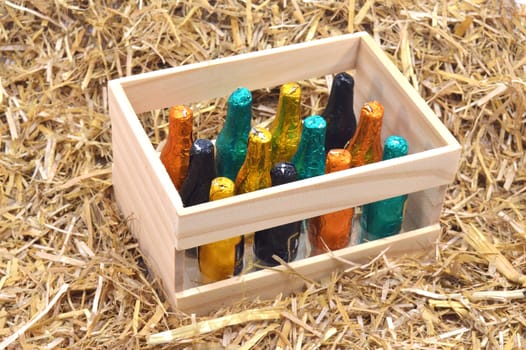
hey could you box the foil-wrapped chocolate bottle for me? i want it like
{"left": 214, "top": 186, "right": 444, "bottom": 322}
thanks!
{"left": 179, "top": 139, "right": 216, "bottom": 207}
{"left": 235, "top": 127, "right": 273, "bottom": 246}
{"left": 269, "top": 83, "right": 302, "bottom": 164}
{"left": 361, "top": 135, "right": 409, "bottom": 241}
{"left": 199, "top": 177, "right": 244, "bottom": 281}
{"left": 291, "top": 115, "right": 327, "bottom": 180}
{"left": 345, "top": 101, "right": 384, "bottom": 167}
{"left": 215, "top": 87, "right": 253, "bottom": 181}
{"left": 160, "top": 105, "right": 193, "bottom": 190}
{"left": 235, "top": 127, "right": 272, "bottom": 194}
{"left": 179, "top": 139, "right": 216, "bottom": 257}
{"left": 254, "top": 162, "right": 300, "bottom": 266}
{"left": 308, "top": 149, "right": 353, "bottom": 254}
{"left": 322, "top": 72, "right": 357, "bottom": 152}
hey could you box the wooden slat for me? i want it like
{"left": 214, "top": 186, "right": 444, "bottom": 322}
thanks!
{"left": 174, "top": 224, "right": 441, "bottom": 314}
{"left": 118, "top": 33, "right": 364, "bottom": 114}
{"left": 108, "top": 81, "right": 180, "bottom": 242}
{"left": 174, "top": 145, "right": 459, "bottom": 249}
{"left": 109, "top": 82, "right": 181, "bottom": 294}
{"left": 112, "top": 161, "right": 177, "bottom": 297}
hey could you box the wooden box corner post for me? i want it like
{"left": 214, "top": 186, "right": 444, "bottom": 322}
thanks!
{"left": 109, "top": 32, "right": 461, "bottom": 314}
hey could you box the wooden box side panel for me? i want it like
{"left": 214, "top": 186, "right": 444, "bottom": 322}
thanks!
{"left": 174, "top": 224, "right": 441, "bottom": 315}
{"left": 175, "top": 146, "right": 460, "bottom": 249}
{"left": 355, "top": 35, "right": 460, "bottom": 153}
{"left": 403, "top": 185, "right": 449, "bottom": 231}
{"left": 119, "top": 33, "right": 364, "bottom": 114}
{"left": 109, "top": 83, "right": 181, "bottom": 295}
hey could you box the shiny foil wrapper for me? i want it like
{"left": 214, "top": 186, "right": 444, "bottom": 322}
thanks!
{"left": 345, "top": 101, "right": 384, "bottom": 167}
{"left": 291, "top": 115, "right": 327, "bottom": 180}
{"left": 269, "top": 82, "right": 302, "bottom": 164}
{"left": 215, "top": 87, "right": 253, "bottom": 181}
{"left": 323, "top": 72, "right": 357, "bottom": 151}
{"left": 198, "top": 177, "right": 244, "bottom": 281}
{"left": 309, "top": 149, "right": 353, "bottom": 254}
{"left": 254, "top": 162, "right": 300, "bottom": 266}
{"left": 235, "top": 127, "right": 273, "bottom": 194}
{"left": 361, "top": 135, "right": 409, "bottom": 241}
{"left": 160, "top": 105, "right": 193, "bottom": 190}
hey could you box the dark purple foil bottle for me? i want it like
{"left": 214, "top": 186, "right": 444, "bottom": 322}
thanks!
{"left": 179, "top": 139, "right": 216, "bottom": 257}
{"left": 254, "top": 162, "right": 300, "bottom": 266}
{"left": 322, "top": 72, "right": 357, "bottom": 152}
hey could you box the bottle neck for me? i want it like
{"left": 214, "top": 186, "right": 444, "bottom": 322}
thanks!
{"left": 223, "top": 105, "right": 252, "bottom": 138}
{"left": 167, "top": 118, "right": 192, "bottom": 147}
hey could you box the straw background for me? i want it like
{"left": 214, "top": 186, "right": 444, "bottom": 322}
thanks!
{"left": 1, "top": 0, "right": 525, "bottom": 348}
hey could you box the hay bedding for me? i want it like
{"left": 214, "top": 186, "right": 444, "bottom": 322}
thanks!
{"left": 0, "top": 0, "right": 525, "bottom": 348}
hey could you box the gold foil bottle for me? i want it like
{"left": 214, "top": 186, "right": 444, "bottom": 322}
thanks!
{"left": 345, "top": 101, "right": 384, "bottom": 167}
{"left": 235, "top": 127, "right": 272, "bottom": 194}
{"left": 235, "top": 127, "right": 272, "bottom": 246}
{"left": 308, "top": 149, "right": 353, "bottom": 254}
{"left": 160, "top": 106, "right": 193, "bottom": 190}
{"left": 269, "top": 83, "right": 302, "bottom": 164}
{"left": 198, "top": 177, "right": 244, "bottom": 281}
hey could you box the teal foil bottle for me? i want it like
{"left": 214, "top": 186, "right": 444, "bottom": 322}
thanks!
{"left": 291, "top": 115, "right": 327, "bottom": 180}
{"left": 254, "top": 162, "right": 300, "bottom": 266}
{"left": 215, "top": 87, "right": 253, "bottom": 181}
{"left": 322, "top": 72, "right": 357, "bottom": 152}
{"left": 360, "top": 135, "right": 409, "bottom": 241}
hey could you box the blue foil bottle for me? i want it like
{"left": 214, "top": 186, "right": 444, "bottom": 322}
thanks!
{"left": 360, "top": 135, "right": 409, "bottom": 241}
{"left": 215, "top": 88, "right": 253, "bottom": 181}
{"left": 291, "top": 115, "right": 327, "bottom": 180}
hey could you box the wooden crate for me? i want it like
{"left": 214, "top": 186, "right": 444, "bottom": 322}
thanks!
{"left": 108, "top": 32, "right": 461, "bottom": 315}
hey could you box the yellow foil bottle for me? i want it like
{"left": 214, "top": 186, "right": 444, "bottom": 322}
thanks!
{"left": 269, "top": 82, "right": 302, "bottom": 164}
{"left": 345, "top": 101, "right": 384, "bottom": 167}
{"left": 235, "top": 127, "right": 273, "bottom": 194}
{"left": 308, "top": 149, "right": 353, "bottom": 255}
{"left": 198, "top": 177, "right": 244, "bottom": 282}
{"left": 159, "top": 106, "right": 193, "bottom": 190}
{"left": 235, "top": 127, "right": 273, "bottom": 247}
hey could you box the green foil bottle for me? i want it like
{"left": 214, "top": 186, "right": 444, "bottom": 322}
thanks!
{"left": 254, "top": 162, "right": 300, "bottom": 266}
{"left": 322, "top": 72, "right": 357, "bottom": 152}
{"left": 269, "top": 82, "right": 302, "bottom": 164}
{"left": 360, "top": 135, "right": 409, "bottom": 241}
{"left": 291, "top": 115, "right": 327, "bottom": 180}
{"left": 215, "top": 87, "right": 253, "bottom": 181}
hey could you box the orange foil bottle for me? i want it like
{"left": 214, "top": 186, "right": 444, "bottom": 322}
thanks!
{"left": 159, "top": 106, "right": 193, "bottom": 190}
{"left": 345, "top": 101, "right": 383, "bottom": 167}
{"left": 308, "top": 149, "right": 353, "bottom": 254}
